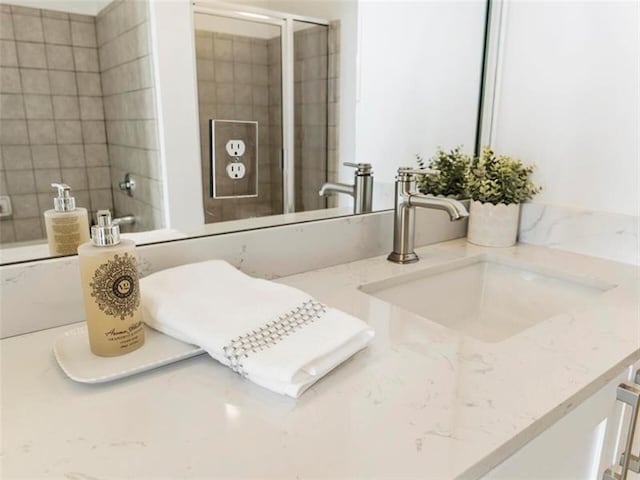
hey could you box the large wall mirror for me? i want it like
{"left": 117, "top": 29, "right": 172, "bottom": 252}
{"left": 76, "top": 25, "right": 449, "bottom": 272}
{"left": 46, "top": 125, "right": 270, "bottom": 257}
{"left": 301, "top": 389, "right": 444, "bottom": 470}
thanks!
{"left": 0, "top": 0, "right": 488, "bottom": 265}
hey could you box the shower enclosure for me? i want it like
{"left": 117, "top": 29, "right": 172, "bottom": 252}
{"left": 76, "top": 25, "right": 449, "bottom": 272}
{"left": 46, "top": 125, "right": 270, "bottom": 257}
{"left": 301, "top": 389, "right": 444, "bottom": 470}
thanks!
{"left": 192, "top": 2, "right": 339, "bottom": 223}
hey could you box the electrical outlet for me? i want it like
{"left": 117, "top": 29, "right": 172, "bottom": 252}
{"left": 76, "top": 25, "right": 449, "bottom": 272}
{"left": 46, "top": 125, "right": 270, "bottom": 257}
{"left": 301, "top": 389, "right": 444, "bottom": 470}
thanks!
{"left": 226, "top": 162, "right": 246, "bottom": 180}
{"left": 225, "top": 139, "right": 246, "bottom": 157}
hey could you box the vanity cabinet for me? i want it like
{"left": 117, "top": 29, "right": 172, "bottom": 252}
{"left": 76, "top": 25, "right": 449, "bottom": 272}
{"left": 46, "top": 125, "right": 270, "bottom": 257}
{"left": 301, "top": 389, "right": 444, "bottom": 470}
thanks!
{"left": 484, "top": 359, "right": 640, "bottom": 480}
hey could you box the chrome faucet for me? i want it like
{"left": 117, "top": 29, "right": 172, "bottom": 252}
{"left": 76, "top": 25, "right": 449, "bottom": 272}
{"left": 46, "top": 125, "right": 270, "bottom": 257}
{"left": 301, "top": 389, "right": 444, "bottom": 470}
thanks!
{"left": 387, "top": 167, "right": 469, "bottom": 264}
{"left": 319, "top": 162, "right": 373, "bottom": 214}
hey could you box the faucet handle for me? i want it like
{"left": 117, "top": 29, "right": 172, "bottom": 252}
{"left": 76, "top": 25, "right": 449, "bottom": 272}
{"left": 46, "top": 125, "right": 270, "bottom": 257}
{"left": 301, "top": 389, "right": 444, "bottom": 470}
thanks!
{"left": 344, "top": 162, "right": 373, "bottom": 175}
{"left": 397, "top": 166, "right": 440, "bottom": 177}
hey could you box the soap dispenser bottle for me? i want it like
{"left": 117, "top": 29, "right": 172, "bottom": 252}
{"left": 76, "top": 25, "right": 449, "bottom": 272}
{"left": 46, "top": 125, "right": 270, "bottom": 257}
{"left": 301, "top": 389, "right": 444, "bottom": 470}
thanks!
{"left": 78, "top": 210, "right": 145, "bottom": 356}
{"left": 44, "top": 183, "right": 90, "bottom": 256}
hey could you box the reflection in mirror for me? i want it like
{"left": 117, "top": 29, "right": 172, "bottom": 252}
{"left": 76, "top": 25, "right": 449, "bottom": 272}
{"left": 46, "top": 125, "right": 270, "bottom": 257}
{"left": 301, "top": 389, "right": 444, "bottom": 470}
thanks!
{"left": 193, "top": 10, "right": 343, "bottom": 224}
{"left": 0, "top": 0, "right": 488, "bottom": 265}
{"left": 0, "top": 0, "right": 166, "bottom": 263}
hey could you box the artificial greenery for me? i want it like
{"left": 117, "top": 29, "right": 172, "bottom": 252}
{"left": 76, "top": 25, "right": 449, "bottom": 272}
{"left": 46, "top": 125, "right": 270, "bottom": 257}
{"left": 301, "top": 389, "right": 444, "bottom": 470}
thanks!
{"left": 465, "top": 146, "right": 541, "bottom": 205}
{"left": 416, "top": 146, "right": 470, "bottom": 199}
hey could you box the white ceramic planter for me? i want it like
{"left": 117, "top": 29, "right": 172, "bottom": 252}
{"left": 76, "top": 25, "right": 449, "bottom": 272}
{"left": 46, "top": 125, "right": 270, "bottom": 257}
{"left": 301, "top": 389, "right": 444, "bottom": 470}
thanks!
{"left": 467, "top": 200, "right": 520, "bottom": 247}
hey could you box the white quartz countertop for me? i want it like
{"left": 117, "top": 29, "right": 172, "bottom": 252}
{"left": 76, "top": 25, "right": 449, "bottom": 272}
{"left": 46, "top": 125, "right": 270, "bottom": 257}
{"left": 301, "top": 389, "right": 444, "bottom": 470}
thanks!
{"left": 2, "top": 239, "right": 639, "bottom": 479}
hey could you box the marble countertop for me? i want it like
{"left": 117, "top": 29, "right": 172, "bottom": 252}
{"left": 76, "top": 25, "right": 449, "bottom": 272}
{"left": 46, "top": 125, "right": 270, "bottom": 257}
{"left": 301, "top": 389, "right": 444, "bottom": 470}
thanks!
{"left": 2, "top": 239, "right": 639, "bottom": 479}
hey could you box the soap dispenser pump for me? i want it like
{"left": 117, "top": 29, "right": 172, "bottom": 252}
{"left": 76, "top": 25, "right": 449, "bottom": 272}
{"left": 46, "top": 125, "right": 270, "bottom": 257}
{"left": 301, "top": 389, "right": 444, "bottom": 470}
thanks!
{"left": 44, "top": 183, "right": 90, "bottom": 256}
{"left": 78, "top": 210, "right": 145, "bottom": 356}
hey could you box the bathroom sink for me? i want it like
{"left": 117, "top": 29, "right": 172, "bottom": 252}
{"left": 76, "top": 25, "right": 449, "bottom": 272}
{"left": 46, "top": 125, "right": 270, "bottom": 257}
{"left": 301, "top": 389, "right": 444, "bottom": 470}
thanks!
{"left": 360, "top": 255, "right": 615, "bottom": 342}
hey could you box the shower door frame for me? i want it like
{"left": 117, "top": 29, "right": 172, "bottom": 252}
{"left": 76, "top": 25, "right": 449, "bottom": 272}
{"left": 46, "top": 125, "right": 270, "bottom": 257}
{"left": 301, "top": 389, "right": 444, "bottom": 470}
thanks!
{"left": 192, "top": 1, "right": 330, "bottom": 215}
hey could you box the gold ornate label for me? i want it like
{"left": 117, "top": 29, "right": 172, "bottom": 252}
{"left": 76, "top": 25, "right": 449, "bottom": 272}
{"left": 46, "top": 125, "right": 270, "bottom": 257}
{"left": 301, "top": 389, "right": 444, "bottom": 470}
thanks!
{"left": 90, "top": 253, "right": 140, "bottom": 320}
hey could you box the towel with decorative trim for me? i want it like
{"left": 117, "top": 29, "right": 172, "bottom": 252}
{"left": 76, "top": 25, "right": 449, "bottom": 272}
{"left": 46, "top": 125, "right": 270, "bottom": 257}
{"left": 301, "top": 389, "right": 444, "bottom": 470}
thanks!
{"left": 139, "top": 260, "right": 374, "bottom": 397}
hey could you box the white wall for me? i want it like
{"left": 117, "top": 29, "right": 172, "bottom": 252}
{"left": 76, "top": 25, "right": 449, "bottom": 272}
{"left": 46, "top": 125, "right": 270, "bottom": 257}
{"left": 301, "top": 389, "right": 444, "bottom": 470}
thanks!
{"left": 491, "top": 1, "right": 639, "bottom": 217}
{"left": 354, "top": 0, "right": 487, "bottom": 208}
{"left": 149, "top": 0, "right": 206, "bottom": 230}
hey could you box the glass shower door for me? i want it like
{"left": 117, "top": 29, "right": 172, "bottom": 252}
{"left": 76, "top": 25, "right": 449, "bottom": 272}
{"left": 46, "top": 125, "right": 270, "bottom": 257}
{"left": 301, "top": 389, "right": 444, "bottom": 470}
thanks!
{"left": 292, "top": 20, "right": 331, "bottom": 213}
{"left": 193, "top": 13, "right": 284, "bottom": 223}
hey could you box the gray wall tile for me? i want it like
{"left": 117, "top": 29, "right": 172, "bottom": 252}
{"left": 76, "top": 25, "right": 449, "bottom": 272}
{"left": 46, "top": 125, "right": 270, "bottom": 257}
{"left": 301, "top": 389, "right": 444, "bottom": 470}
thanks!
{"left": 48, "top": 70, "right": 77, "bottom": 95}
{"left": 54, "top": 119, "right": 82, "bottom": 143}
{"left": 233, "top": 41, "right": 251, "bottom": 63}
{"left": 73, "top": 46, "right": 99, "bottom": 72}
{"left": 0, "top": 12, "right": 14, "bottom": 40}
{"left": 76, "top": 72, "right": 101, "bottom": 96}
{"left": 84, "top": 143, "right": 107, "bottom": 166}
{"left": 42, "top": 9, "right": 69, "bottom": 20}
{"left": 87, "top": 166, "right": 110, "bottom": 189}
{"left": 28, "top": 119, "right": 56, "bottom": 144}
{"left": 215, "top": 62, "right": 233, "bottom": 83}
{"left": 23, "top": 94, "right": 53, "bottom": 119}
{"left": 61, "top": 166, "right": 88, "bottom": 190}
{"left": 5, "top": 169, "right": 35, "bottom": 194}
{"left": 0, "top": 119, "right": 28, "bottom": 143}
{"left": 0, "top": 93, "right": 25, "bottom": 119}
{"left": 0, "top": 40, "right": 18, "bottom": 67}
{"left": 71, "top": 21, "right": 96, "bottom": 47}
{"left": 89, "top": 187, "right": 113, "bottom": 211}
{"left": 2, "top": 145, "right": 31, "bottom": 169}
{"left": 213, "top": 37, "right": 232, "bottom": 60}
{"left": 16, "top": 42, "right": 47, "bottom": 68}
{"left": 0, "top": 67, "right": 21, "bottom": 92}
{"left": 96, "top": 0, "right": 162, "bottom": 231}
{"left": 79, "top": 96, "right": 103, "bottom": 119}
{"left": 11, "top": 193, "right": 39, "bottom": 218}
{"left": 21, "top": 69, "right": 50, "bottom": 94}
{"left": 31, "top": 144, "right": 59, "bottom": 168}
{"left": 52, "top": 95, "right": 79, "bottom": 119}
{"left": 58, "top": 144, "right": 84, "bottom": 167}
{"left": 46, "top": 44, "right": 74, "bottom": 70}
{"left": 43, "top": 17, "right": 72, "bottom": 45}
{"left": 13, "top": 14, "right": 44, "bottom": 42}
{"left": 81, "top": 120, "right": 105, "bottom": 143}
{"left": 13, "top": 218, "right": 42, "bottom": 241}
{"left": 33, "top": 167, "right": 60, "bottom": 192}
{"left": 69, "top": 13, "right": 93, "bottom": 24}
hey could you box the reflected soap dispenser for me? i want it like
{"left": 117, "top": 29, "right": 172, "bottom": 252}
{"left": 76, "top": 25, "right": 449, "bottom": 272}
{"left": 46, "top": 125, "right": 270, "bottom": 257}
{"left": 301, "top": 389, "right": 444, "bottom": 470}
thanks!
{"left": 78, "top": 210, "right": 145, "bottom": 357}
{"left": 44, "top": 183, "right": 90, "bottom": 256}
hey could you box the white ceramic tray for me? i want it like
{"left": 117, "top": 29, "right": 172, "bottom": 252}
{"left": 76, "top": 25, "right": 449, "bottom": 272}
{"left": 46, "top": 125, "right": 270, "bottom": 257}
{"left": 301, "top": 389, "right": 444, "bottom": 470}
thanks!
{"left": 53, "top": 325, "right": 205, "bottom": 384}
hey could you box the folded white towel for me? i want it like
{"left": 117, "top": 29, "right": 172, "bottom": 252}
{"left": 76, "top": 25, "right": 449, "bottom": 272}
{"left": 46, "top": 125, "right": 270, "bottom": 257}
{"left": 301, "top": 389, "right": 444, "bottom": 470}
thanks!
{"left": 140, "top": 260, "right": 374, "bottom": 397}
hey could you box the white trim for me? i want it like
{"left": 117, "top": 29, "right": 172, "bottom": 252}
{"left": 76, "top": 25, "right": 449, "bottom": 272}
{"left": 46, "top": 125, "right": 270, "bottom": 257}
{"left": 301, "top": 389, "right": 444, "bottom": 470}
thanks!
{"left": 478, "top": 0, "right": 508, "bottom": 148}
{"left": 148, "top": 0, "right": 205, "bottom": 231}
{"left": 193, "top": 4, "right": 285, "bottom": 27}
{"left": 282, "top": 16, "right": 295, "bottom": 214}
{"left": 210, "top": 120, "right": 259, "bottom": 200}
{"left": 193, "top": 0, "right": 330, "bottom": 27}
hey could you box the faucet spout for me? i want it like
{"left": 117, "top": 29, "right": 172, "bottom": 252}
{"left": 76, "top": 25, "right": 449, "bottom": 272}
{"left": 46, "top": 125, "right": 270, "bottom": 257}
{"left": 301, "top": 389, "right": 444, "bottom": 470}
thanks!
{"left": 387, "top": 167, "right": 470, "bottom": 264}
{"left": 408, "top": 195, "right": 469, "bottom": 221}
{"left": 319, "top": 163, "right": 374, "bottom": 214}
{"left": 319, "top": 182, "right": 355, "bottom": 198}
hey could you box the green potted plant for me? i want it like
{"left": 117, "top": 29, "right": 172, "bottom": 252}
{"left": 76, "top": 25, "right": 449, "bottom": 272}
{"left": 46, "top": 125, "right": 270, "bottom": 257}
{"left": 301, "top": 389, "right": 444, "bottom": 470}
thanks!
{"left": 465, "top": 146, "right": 541, "bottom": 247}
{"left": 416, "top": 146, "right": 470, "bottom": 199}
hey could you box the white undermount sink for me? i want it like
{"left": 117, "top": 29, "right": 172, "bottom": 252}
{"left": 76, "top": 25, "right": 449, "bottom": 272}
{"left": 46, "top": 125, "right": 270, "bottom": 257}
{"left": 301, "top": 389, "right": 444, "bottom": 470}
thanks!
{"left": 360, "top": 255, "right": 615, "bottom": 342}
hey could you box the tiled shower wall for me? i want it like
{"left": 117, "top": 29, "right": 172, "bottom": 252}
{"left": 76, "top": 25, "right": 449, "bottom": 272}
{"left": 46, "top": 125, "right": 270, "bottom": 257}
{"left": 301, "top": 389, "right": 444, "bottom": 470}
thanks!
{"left": 267, "top": 23, "right": 341, "bottom": 214}
{"left": 96, "top": 0, "right": 163, "bottom": 232}
{"left": 0, "top": 4, "right": 112, "bottom": 244}
{"left": 195, "top": 30, "right": 280, "bottom": 223}
{"left": 293, "top": 23, "right": 340, "bottom": 212}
